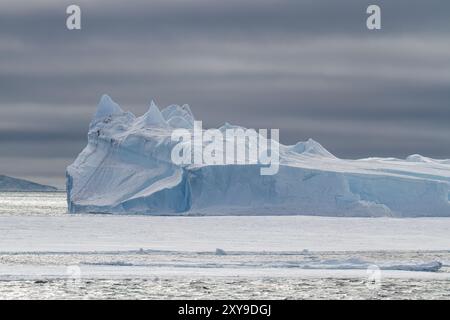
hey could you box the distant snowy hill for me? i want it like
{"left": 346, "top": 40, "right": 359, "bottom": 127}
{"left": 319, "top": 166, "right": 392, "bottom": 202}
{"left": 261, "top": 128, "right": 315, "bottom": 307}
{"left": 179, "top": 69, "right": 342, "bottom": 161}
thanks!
{"left": 67, "top": 95, "right": 450, "bottom": 217}
{"left": 0, "top": 175, "right": 57, "bottom": 192}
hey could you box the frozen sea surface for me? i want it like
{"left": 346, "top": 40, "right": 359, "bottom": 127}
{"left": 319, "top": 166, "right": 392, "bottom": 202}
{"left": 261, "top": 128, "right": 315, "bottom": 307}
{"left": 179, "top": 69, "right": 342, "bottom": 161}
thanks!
{"left": 0, "top": 192, "right": 449, "bottom": 299}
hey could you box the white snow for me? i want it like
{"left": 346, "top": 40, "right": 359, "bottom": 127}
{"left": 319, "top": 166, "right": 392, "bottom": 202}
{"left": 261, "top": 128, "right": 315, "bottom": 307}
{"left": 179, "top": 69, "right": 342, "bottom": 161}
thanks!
{"left": 1, "top": 191, "right": 449, "bottom": 281}
{"left": 92, "top": 94, "right": 124, "bottom": 123}
{"left": 1, "top": 265, "right": 448, "bottom": 281}
{"left": 1, "top": 214, "right": 449, "bottom": 280}
{"left": 67, "top": 95, "right": 450, "bottom": 216}
{"left": 1, "top": 215, "right": 449, "bottom": 252}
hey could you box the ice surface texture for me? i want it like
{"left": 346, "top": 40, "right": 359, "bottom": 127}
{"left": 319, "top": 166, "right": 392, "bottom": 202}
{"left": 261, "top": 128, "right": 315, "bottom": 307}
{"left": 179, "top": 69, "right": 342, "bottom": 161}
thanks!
{"left": 67, "top": 95, "right": 450, "bottom": 216}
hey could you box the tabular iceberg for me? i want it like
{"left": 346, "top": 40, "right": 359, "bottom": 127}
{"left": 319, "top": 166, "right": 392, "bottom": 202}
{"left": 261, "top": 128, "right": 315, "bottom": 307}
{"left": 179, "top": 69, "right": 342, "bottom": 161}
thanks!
{"left": 67, "top": 95, "right": 450, "bottom": 217}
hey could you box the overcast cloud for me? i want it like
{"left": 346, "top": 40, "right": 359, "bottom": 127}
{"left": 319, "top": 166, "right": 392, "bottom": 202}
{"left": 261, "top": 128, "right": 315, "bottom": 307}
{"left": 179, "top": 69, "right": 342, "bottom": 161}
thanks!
{"left": 0, "top": 0, "right": 449, "bottom": 187}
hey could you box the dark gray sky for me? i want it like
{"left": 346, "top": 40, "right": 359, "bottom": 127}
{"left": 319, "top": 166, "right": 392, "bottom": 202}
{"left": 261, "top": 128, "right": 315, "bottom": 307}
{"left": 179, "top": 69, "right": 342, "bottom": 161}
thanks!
{"left": 1, "top": 0, "right": 449, "bottom": 188}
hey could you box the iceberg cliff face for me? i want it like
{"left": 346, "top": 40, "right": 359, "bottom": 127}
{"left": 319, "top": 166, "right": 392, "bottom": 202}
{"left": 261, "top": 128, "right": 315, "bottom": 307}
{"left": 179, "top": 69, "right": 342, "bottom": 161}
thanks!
{"left": 67, "top": 95, "right": 450, "bottom": 216}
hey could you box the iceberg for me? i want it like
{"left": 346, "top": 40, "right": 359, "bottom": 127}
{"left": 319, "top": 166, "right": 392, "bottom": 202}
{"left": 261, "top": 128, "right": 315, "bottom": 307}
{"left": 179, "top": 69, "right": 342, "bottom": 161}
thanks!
{"left": 67, "top": 95, "right": 450, "bottom": 216}
{"left": 0, "top": 175, "right": 57, "bottom": 192}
